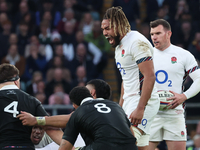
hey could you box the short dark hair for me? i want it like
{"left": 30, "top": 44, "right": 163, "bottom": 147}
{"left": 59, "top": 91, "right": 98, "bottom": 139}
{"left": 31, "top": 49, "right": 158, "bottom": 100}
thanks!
{"left": 0, "top": 63, "right": 19, "bottom": 83}
{"left": 150, "top": 19, "right": 171, "bottom": 31}
{"left": 69, "top": 86, "right": 92, "bottom": 106}
{"left": 87, "top": 79, "right": 112, "bottom": 100}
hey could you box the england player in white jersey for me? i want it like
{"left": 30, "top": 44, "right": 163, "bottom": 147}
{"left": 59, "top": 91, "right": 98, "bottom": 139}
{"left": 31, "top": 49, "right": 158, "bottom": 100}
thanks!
{"left": 149, "top": 19, "right": 200, "bottom": 150}
{"left": 101, "top": 7, "right": 160, "bottom": 150}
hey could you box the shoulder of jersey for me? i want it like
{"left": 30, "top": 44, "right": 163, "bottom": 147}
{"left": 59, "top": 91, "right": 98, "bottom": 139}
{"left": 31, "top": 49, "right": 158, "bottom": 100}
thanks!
{"left": 19, "top": 90, "right": 39, "bottom": 101}
{"left": 171, "top": 44, "right": 190, "bottom": 54}
{"left": 19, "top": 89, "right": 33, "bottom": 97}
{"left": 129, "top": 31, "right": 144, "bottom": 38}
{"left": 128, "top": 31, "right": 149, "bottom": 44}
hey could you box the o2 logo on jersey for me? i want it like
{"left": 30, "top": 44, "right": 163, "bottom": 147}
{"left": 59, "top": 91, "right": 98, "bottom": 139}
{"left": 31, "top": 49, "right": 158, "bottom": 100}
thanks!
{"left": 116, "top": 62, "right": 126, "bottom": 75}
{"left": 155, "top": 70, "right": 172, "bottom": 87}
{"left": 94, "top": 103, "right": 111, "bottom": 113}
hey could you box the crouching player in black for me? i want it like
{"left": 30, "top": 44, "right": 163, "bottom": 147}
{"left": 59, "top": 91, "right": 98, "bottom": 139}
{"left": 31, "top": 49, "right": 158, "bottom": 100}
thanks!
{"left": 0, "top": 63, "right": 62, "bottom": 150}
{"left": 59, "top": 86, "right": 137, "bottom": 150}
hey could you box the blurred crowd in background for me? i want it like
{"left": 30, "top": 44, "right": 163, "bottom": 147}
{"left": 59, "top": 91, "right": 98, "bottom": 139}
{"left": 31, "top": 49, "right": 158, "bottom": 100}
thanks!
{"left": 0, "top": 0, "right": 111, "bottom": 106}
{"left": 0, "top": 0, "right": 200, "bottom": 110}
{"left": 0, "top": 0, "right": 200, "bottom": 149}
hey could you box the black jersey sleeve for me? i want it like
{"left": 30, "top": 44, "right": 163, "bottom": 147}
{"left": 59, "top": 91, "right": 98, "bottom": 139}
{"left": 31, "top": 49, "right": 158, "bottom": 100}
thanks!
{"left": 62, "top": 112, "right": 79, "bottom": 145}
{"left": 80, "top": 133, "right": 93, "bottom": 145}
{"left": 33, "top": 98, "right": 49, "bottom": 116}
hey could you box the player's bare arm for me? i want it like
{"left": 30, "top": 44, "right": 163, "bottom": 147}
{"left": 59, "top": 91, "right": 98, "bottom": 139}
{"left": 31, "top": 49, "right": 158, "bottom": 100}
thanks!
{"left": 17, "top": 111, "right": 37, "bottom": 126}
{"left": 45, "top": 127, "right": 63, "bottom": 145}
{"left": 119, "top": 81, "right": 124, "bottom": 107}
{"left": 59, "top": 139, "right": 73, "bottom": 150}
{"left": 129, "top": 60, "right": 156, "bottom": 125}
{"left": 17, "top": 111, "right": 72, "bottom": 128}
{"left": 43, "top": 114, "right": 71, "bottom": 128}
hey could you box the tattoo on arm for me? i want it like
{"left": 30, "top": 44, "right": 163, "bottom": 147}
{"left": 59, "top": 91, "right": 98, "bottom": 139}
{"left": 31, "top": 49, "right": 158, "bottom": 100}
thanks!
{"left": 60, "top": 140, "right": 67, "bottom": 146}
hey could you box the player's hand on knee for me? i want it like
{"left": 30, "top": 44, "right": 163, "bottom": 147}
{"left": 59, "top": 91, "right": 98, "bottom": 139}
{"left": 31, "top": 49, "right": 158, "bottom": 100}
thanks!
{"left": 17, "top": 111, "right": 37, "bottom": 126}
{"left": 167, "top": 90, "right": 187, "bottom": 109}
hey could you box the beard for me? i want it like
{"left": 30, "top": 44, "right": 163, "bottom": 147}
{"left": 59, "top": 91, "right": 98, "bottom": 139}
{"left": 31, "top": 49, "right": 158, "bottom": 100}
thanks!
{"left": 112, "top": 34, "right": 121, "bottom": 48}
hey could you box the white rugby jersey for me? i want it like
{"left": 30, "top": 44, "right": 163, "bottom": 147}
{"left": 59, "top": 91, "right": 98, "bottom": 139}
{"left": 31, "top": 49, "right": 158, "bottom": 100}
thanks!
{"left": 153, "top": 44, "right": 199, "bottom": 117}
{"left": 115, "top": 31, "right": 158, "bottom": 100}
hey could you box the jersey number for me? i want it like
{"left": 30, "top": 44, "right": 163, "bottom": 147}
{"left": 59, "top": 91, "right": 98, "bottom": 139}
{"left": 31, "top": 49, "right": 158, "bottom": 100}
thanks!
{"left": 94, "top": 103, "right": 111, "bottom": 113}
{"left": 4, "top": 101, "right": 19, "bottom": 118}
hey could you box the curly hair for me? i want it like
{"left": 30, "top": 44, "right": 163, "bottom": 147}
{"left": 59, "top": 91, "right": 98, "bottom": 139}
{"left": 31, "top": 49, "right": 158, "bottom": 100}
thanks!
{"left": 103, "top": 6, "right": 131, "bottom": 37}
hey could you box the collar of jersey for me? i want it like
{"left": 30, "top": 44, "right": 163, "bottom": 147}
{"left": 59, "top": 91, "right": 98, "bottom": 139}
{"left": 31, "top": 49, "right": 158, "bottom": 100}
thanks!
{"left": 119, "top": 31, "right": 130, "bottom": 46}
{"left": 80, "top": 97, "right": 105, "bottom": 105}
{"left": 155, "top": 44, "right": 172, "bottom": 52}
{"left": 0, "top": 85, "right": 18, "bottom": 91}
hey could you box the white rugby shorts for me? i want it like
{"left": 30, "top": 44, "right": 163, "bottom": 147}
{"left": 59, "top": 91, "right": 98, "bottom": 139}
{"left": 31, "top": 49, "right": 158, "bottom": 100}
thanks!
{"left": 149, "top": 117, "right": 187, "bottom": 141}
{"left": 122, "top": 94, "right": 160, "bottom": 135}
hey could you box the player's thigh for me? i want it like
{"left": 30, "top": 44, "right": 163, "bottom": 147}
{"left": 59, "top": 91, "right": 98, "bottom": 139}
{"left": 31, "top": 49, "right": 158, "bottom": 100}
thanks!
{"left": 165, "top": 141, "right": 186, "bottom": 150}
{"left": 122, "top": 96, "right": 139, "bottom": 117}
{"left": 137, "top": 134, "right": 150, "bottom": 147}
{"left": 132, "top": 126, "right": 149, "bottom": 147}
{"left": 138, "top": 145, "right": 148, "bottom": 150}
{"left": 138, "top": 97, "right": 160, "bottom": 135}
{"left": 148, "top": 142, "right": 159, "bottom": 150}
{"left": 149, "top": 117, "right": 164, "bottom": 142}
{"left": 163, "top": 117, "right": 187, "bottom": 141}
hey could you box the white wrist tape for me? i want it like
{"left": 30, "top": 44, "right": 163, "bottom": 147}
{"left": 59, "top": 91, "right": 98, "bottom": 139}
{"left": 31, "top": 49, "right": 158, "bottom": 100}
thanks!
{"left": 36, "top": 117, "right": 46, "bottom": 125}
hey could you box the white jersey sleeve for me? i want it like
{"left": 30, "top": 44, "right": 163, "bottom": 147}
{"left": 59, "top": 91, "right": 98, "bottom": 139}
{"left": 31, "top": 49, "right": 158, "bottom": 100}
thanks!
{"left": 130, "top": 39, "right": 153, "bottom": 62}
{"left": 184, "top": 68, "right": 200, "bottom": 99}
{"left": 184, "top": 50, "right": 198, "bottom": 71}
{"left": 182, "top": 50, "right": 200, "bottom": 99}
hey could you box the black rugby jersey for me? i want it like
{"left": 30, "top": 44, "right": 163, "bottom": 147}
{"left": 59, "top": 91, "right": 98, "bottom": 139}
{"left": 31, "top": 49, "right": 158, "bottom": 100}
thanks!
{"left": 63, "top": 98, "right": 137, "bottom": 150}
{"left": 0, "top": 85, "right": 48, "bottom": 148}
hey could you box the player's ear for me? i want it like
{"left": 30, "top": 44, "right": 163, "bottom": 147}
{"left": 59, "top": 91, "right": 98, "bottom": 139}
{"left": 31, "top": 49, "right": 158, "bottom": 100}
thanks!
{"left": 14, "top": 79, "right": 20, "bottom": 89}
{"left": 73, "top": 103, "right": 79, "bottom": 109}
{"left": 167, "top": 31, "right": 172, "bottom": 39}
{"left": 90, "top": 89, "right": 96, "bottom": 99}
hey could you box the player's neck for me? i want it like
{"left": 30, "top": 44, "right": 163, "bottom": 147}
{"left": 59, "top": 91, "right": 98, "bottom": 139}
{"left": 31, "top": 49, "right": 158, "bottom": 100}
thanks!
{"left": 0, "top": 82, "right": 16, "bottom": 89}
{"left": 159, "top": 43, "right": 171, "bottom": 51}
{"left": 120, "top": 34, "right": 126, "bottom": 41}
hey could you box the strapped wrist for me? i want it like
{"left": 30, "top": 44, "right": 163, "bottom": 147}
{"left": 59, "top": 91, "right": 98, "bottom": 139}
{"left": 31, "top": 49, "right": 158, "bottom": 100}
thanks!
{"left": 36, "top": 117, "right": 46, "bottom": 125}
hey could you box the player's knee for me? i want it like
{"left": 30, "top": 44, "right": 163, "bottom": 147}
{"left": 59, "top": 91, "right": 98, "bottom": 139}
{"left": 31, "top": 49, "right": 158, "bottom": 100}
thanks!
{"left": 132, "top": 126, "right": 142, "bottom": 140}
{"left": 132, "top": 126, "right": 150, "bottom": 147}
